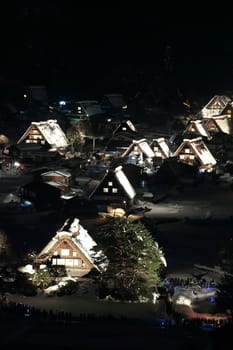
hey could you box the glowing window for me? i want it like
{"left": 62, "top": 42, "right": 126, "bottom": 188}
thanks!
{"left": 66, "top": 259, "right": 73, "bottom": 266}
{"left": 112, "top": 188, "right": 118, "bottom": 193}
{"left": 61, "top": 249, "right": 69, "bottom": 256}
{"left": 185, "top": 148, "right": 190, "bottom": 153}
{"left": 108, "top": 181, "right": 113, "bottom": 186}
{"left": 74, "top": 259, "right": 83, "bottom": 267}
{"left": 103, "top": 188, "right": 109, "bottom": 193}
{"left": 57, "top": 259, "right": 65, "bottom": 265}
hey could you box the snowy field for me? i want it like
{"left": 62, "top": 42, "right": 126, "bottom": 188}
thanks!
{"left": 6, "top": 292, "right": 165, "bottom": 320}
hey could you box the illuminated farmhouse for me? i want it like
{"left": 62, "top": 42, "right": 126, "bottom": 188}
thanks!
{"left": 17, "top": 119, "right": 69, "bottom": 153}
{"left": 173, "top": 137, "right": 217, "bottom": 172}
{"left": 184, "top": 120, "right": 211, "bottom": 140}
{"left": 103, "top": 120, "right": 141, "bottom": 159}
{"left": 200, "top": 94, "right": 232, "bottom": 118}
{"left": 202, "top": 115, "right": 233, "bottom": 136}
{"left": 121, "top": 138, "right": 155, "bottom": 165}
{"left": 112, "top": 119, "right": 138, "bottom": 136}
{"left": 89, "top": 165, "right": 136, "bottom": 208}
{"left": 150, "top": 137, "right": 173, "bottom": 160}
{"left": 36, "top": 217, "right": 103, "bottom": 277}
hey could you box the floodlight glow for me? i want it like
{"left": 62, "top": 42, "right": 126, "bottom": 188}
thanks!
{"left": 13, "top": 161, "right": 21, "bottom": 167}
{"left": 20, "top": 200, "right": 32, "bottom": 207}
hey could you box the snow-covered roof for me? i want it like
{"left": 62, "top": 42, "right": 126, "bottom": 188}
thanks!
{"left": 201, "top": 95, "right": 231, "bottom": 118}
{"left": 185, "top": 120, "right": 211, "bottom": 139}
{"left": 0, "top": 193, "right": 21, "bottom": 203}
{"left": 121, "top": 138, "right": 155, "bottom": 158}
{"left": 174, "top": 137, "right": 216, "bottom": 167}
{"left": 41, "top": 169, "right": 71, "bottom": 178}
{"left": 60, "top": 218, "right": 97, "bottom": 262}
{"left": 151, "top": 137, "right": 172, "bottom": 158}
{"left": 204, "top": 115, "right": 232, "bottom": 135}
{"left": 113, "top": 120, "right": 137, "bottom": 135}
{"left": 37, "top": 218, "right": 103, "bottom": 269}
{"left": 17, "top": 119, "right": 68, "bottom": 148}
{"left": 114, "top": 165, "right": 136, "bottom": 199}
{"left": 88, "top": 165, "right": 136, "bottom": 201}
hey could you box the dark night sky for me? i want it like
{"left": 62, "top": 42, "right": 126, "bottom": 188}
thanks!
{"left": 1, "top": 3, "right": 233, "bottom": 98}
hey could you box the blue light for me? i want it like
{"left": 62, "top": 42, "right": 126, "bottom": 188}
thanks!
{"left": 20, "top": 200, "right": 32, "bottom": 207}
{"left": 209, "top": 296, "right": 215, "bottom": 303}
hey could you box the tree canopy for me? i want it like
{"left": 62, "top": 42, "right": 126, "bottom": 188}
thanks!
{"left": 66, "top": 124, "right": 84, "bottom": 153}
{"left": 92, "top": 216, "right": 166, "bottom": 302}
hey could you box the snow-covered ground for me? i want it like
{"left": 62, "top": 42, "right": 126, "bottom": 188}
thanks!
{"left": 5, "top": 292, "right": 164, "bottom": 320}
{"left": 2, "top": 177, "right": 232, "bottom": 322}
{"left": 129, "top": 180, "right": 233, "bottom": 283}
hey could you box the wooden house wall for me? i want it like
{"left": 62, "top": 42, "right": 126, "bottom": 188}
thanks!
{"left": 203, "top": 120, "right": 220, "bottom": 133}
{"left": 91, "top": 173, "right": 127, "bottom": 200}
{"left": 22, "top": 126, "right": 47, "bottom": 145}
{"left": 152, "top": 144, "right": 166, "bottom": 158}
{"left": 176, "top": 144, "right": 197, "bottom": 166}
{"left": 51, "top": 238, "right": 93, "bottom": 269}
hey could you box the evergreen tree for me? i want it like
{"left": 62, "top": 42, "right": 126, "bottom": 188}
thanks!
{"left": 78, "top": 116, "right": 113, "bottom": 152}
{"left": 66, "top": 124, "right": 84, "bottom": 153}
{"left": 93, "top": 217, "right": 166, "bottom": 302}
